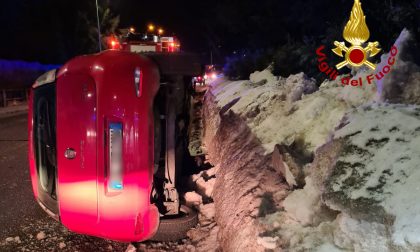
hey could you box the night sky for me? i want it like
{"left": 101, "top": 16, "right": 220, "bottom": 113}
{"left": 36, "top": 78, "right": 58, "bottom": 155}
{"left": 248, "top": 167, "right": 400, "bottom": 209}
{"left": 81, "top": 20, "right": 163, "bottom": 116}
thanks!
{"left": 0, "top": 0, "right": 419, "bottom": 67}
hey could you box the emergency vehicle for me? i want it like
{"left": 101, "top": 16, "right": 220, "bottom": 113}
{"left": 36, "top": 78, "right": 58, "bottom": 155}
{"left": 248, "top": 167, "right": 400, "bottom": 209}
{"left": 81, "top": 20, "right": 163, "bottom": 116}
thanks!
{"left": 109, "top": 28, "right": 181, "bottom": 53}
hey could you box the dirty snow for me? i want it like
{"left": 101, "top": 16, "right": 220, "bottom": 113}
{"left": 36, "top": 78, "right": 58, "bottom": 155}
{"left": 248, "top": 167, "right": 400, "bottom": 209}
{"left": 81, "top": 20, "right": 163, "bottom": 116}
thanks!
{"left": 256, "top": 236, "right": 279, "bottom": 249}
{"left": 212, "top": 68, "right": 377, "bottom": 153}
{"left": 283, "top": 177, "right": 321, "bottom": 226}
{"left": 196, "top": 177, "right": 215, "bottom": 198}
{"left": 184, "top": 191, "right": 203, "bottom": 207}
{"left": 333, "top": 104, "right": 420, "bottom": 246}
{"left": 206, "top": 28, "right": 420, "bottom": 251}
{"left": 184, "top": 164, "right": 219, "bottom": 251}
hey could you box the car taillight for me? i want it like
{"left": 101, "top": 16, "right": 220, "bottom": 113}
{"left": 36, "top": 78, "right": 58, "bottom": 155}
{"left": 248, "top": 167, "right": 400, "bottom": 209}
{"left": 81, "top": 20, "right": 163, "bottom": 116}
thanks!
{"left": 108, "top": 122, "right": 123, "bottom": 190}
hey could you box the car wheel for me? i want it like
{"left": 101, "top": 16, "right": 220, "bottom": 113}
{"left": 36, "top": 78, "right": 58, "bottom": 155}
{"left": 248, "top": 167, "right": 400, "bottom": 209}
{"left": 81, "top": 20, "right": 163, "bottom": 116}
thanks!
{"left": 150, "top": 205, "right": 198, "bottom": 241}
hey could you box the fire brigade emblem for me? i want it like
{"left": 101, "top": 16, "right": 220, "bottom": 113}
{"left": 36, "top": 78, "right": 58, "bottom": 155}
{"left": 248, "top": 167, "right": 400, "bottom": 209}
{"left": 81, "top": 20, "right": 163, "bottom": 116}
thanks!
{"left": 332, "top": 0, "right": 381, "bottom": 70}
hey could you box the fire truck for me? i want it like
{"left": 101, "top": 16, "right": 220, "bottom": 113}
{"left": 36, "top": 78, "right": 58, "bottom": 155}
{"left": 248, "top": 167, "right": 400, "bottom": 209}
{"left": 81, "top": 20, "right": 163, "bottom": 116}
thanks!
{"left": 108, "top": 29, "right": 181, "bottom": 53}
{"left": 28, "top": 34, "right": 201, "bottom": 242}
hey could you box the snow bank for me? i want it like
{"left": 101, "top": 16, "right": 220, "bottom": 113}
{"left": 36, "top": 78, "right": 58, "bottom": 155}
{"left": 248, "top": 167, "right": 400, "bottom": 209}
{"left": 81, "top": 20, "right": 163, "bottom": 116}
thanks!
{"left": 259, "top": 103, "right": 420, "bottom": 251}
{"left": 212, "top": 68, "right": 376, "bottom": 154}
{"left": 205, "top": 70, "right": 378, "bottom": 251}
{"left": 330, "top": 104, "right": 420, "bottom": 247}
{"left": 203, "top": 29, "right": 420, "bottom": 252}
{"left": 203, "top": 83, "right": 288, "bottom": 251}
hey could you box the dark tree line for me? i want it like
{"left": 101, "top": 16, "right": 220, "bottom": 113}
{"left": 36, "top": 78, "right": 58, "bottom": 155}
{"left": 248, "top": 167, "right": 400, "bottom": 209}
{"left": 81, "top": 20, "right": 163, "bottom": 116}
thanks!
{"left": 204, "top": 0, "right": 420, "bottom": 81}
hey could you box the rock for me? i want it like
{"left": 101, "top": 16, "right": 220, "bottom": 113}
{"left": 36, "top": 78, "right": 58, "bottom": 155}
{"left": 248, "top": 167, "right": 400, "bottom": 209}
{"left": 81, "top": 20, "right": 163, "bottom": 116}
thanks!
{"left": 124, "top": 244, "right": 137, "bottom": 252}
{"left": 14, "top": 236, "right": 21, "bottom": 244}
{"left": 184, "top": 191, "right": 202, "bottom": 207}
{"left": 36, "top": 231, "right": 46, "bottom": 240}
{"left": 58, "top": 242, "right": 66, "bottom": 249}
{"left": 5, "top": 237, "right": 14, "bottom": 243}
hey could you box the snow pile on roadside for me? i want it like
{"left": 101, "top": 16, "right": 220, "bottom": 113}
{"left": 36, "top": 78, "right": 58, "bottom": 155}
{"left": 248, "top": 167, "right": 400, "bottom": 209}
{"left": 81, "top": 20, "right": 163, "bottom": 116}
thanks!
{"left": 330, "top": 104, "right": 420, "bottom": 247}
{"left": 206, "top": 69, "right": 379, "bottom": 251}
{"left": 261, "top": 29, "right": 420, "bottom": 251}
{"left": 204, "top": 29, "right": 420, "bottom": 252}
{"left": 263, "top": 104, "right": 420, "bottom": 251}
{"left": 212, "top": 68, "right": 377, "bottom": 154}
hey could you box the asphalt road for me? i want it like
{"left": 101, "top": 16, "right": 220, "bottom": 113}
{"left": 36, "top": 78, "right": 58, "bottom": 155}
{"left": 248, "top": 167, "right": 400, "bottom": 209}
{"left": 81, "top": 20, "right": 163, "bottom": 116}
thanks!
{"left": 0, "top": 114, "right": 187, "bottom": 252}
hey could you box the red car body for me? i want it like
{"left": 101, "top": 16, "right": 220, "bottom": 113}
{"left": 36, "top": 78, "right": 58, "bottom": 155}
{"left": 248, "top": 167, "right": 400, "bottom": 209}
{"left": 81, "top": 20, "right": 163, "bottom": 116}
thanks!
{"left": 28, "top": 50, "right": 161, "bottom": 242}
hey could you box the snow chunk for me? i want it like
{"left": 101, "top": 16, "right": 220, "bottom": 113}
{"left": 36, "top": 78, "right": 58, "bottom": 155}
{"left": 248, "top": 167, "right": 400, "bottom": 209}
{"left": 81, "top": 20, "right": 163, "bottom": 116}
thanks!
{"left": 184, "top": 191, "right": 203, "bottom": 207}
{"left": 196, "top": 177, "right": 215, "bottom": 198}
{"left": 333, "top": 213, "right": 388, "bottom": 251}
{"left": 283, "top": 177, "right": 321, "bottom": 225}
{"left": 36, "top": 231, "right": 46, "bottom": 240}
{"left": 256, "top": 236, "right": 278, "bottom": 250}
{"left": 204, "top": 167, "right": 217, "bottom": 178}
{"left": 284, "top": 73, "right": 318, "bottom": 102}
{"left": 315, "top": 243, "right": 344, "bottom": 252}
{"left": 199, "top": 203, "right": 215, "bottom": 220}
{"left": 249, "top": 68, "right": 278, "bottom": 86}
{"left": 190, "top": 171, "right": 204, "bottom": 183}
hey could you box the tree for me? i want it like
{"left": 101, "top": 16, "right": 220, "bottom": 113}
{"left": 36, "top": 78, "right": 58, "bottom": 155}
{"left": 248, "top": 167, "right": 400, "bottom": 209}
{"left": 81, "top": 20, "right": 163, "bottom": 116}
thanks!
{"left": 76, "top": 0, "right": 120, "bottom": 54}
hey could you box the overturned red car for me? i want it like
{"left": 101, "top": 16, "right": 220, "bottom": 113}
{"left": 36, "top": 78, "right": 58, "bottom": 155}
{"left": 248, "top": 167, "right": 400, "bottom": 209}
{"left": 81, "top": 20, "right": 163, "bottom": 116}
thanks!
{"left": 28, "top": 50, "right": 200, "bottom": 242}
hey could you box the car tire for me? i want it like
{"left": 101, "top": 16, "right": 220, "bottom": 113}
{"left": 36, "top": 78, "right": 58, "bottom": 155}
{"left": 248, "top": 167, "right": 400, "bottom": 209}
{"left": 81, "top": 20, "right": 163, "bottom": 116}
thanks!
{"left": 150, "top": 205, "right": 198, "bottom": 241}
